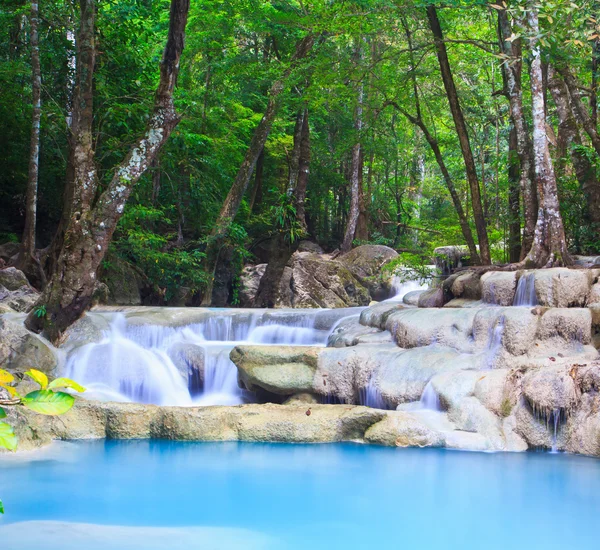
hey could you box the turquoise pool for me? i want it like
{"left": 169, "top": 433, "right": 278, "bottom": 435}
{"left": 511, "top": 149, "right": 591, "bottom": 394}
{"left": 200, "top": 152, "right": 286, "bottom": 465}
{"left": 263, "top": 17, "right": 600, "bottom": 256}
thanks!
{"left": 0, "top": 441, "right": 598, "bottom": 549}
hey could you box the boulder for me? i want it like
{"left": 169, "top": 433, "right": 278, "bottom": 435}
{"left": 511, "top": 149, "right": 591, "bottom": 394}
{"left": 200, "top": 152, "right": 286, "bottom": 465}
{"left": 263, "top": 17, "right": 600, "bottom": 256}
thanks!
{"left": 417, "top": 288, "right": 444, "bottom": 308}
{"left": 402, "top": 290, "right": 423, "bottom": 306}
{"left": 521, "top": 365, "right": 580, "bottom": 416}
{"left": 0, "top": 316, "right": 56, "bottom": 374}
{"left": 588, "top": 281, "right": 600, "bottom": 305}
{"left": 231, "top": 345, "right": 320, "bottom": 395}
{"left": 364, "top": 412, "right": 445, "bottom": 447}
{"left": 0, "top": 242, "right": 19, "bottom": 264}
{"left": 481, "top": 271, "right": 517, "bottom": 306}
{"left": 0, "top": 284, "right": 39, "bottom": 312}
{"left": 167, "top": 342, "right": 206, "bottom": 388}
{"left": 327, "top": 315, "right": 391, "bottom": 347}
{"left": 99, "top": 255, "right": 148, "bottom": 306}
{"left": 297, "top": 241, "right": 324, "bottom": 254}
{"left": 449, "top": 270, "right": 481, "bottom": 300}
{"left": 359, "top": 302, "right": 405, "bottom": 331}
{"left": 0, "top": 267, "right": 29, "bottom": 290}
{"left": 291, "top": 253, "right": 370, "bottom": 308}
{"left": 533, "top": 268, "right": 592, "bottom": 307}
{"left": 339, "top": 245, "right": 398, "bottom": 280}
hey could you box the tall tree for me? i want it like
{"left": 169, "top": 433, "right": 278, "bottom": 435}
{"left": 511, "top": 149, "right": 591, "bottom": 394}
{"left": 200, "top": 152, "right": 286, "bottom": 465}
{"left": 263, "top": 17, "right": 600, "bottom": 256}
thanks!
{"left": 426, "top": 5, "right": 490, "bottom": 264}
{"left": 341, "top": 38, "right": 365, "bottom": 254}
{"left": 497, "top": 6, "right": 536, "bottom": 259}
{"left": 16, "top": 0, "right": 45, "bottom": 289}
{"left": 521, "top": 3, "right": 570, "bottom": 267}
{"left": 548, "top": 64, "right": 600, "bottom": 224}
{"left": 201, "top": 33, "right": 315, "bottom": 305}
{"left": 26, "top": 0, "right": 191, "bottom": 341}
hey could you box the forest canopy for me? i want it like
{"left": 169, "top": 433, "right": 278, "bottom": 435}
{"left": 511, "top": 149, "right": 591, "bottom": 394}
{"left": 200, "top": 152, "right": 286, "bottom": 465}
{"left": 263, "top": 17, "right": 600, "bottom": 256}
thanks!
{"left": 1, "top": 0, "right": 599, "bottom": 338}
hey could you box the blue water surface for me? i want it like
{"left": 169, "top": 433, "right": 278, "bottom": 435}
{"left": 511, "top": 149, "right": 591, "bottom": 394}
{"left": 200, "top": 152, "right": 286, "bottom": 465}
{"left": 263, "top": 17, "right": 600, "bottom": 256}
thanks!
{"left": 0, "top": 440, "right": 598, "bottom": 549}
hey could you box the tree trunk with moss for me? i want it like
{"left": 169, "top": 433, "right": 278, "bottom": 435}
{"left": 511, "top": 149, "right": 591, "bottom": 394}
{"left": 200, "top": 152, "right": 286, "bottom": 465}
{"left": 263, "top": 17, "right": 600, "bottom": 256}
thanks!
{"left": 25, "top": 0, "right": 190, "bottom": 342}
{"left": 522, "top": 5, "right": 571, "bottom": 267}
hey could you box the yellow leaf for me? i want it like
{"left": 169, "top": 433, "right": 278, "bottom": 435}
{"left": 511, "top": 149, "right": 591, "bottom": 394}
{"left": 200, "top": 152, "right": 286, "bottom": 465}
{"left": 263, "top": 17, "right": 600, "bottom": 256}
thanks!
{"left": 0, "top": 369, "right": 14, "bottom": 385}
{"left": 47, "top": 378, "right": 86, "bottom": 393}
{"left": 0, "top": 384, "right": 19, "bottom": 398}
{"left": 489, "top": 3, "right": 504, "bottom": 10}
{"left": 25, "top": 369, "right": 49, "bottom": 390}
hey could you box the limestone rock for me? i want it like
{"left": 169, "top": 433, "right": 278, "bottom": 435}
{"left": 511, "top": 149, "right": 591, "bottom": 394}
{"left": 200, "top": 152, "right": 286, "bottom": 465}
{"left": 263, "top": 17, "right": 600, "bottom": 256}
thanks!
{"left": 0, "top": 267, "right": 29, "bottom": 290}
{"left": 481, "top": 271, "right": 517, "bottom": 306}
{"left": 297, "top": 241, "right": 324, "bottom": 254}
{"left": 0, "top": 316, "right": 56, "bottom": 374}
{"left": 0, "top": 242, "right": 20, "bottom": 264}
{"left": 417, "top": 288, "right": 444, "bottom": 308}
{"left": 359, "top": 302, "right": 405, "bottom": 331}
{"left": 0, "top": 283, "right": 39, "bottom": 312}
{"left": 327, "top": 315, "right": 390, "bottom": 347}
{"left": 533, "top": 268, "right": 592, "bottom": 308}
{"left": 449, "top": 271, "right": 482, "bottom": 300}
{"left": 364, "top": 412, "right": 444, "bottom": 447}
{"left": 521, "top": 366, "right": 580, "bottom": 416}
{"left": 433, "top": 245, "right": 470, "bottom": 275}
{"left": 99, "top": 255, "right": 148, "bottom": 306}
{"left": 402, "top": 290, "right": 423, "bottom": 306}
{"left": 231, "top": 345, "right": 320, "bottom": 395}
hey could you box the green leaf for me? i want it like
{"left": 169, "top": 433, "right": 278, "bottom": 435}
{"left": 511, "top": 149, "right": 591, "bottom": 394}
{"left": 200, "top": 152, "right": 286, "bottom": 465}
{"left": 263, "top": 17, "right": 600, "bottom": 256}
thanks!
{"left": 22, "top": 390, "right": 75, "bottom": 416}
{"left": 47, "top": 378, "right": 86, "bottom": 393}
{"left": 0, "top": 407, "right": 5, "bottom": 419}
{"left": 25, "top": 369, "right": 49, "bottom": 390}
{"left": 0, "top": 369, "right": 14, "bottom": 385}
{"left": 0, "top": 422, "right": 17, "bottom": 451}
{"left": 0, "top": 498, "right": 4, "bottom": 514}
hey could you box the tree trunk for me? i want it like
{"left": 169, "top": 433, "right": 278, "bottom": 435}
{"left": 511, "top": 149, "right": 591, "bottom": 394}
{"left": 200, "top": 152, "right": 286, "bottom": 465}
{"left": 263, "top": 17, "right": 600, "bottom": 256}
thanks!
{"left": 286, "top": 110, "right": 305, "bottom": 195}
{"left": 507, "top": 125, "right": 522, "bottom": 262}
{"left": 522, "top": 5, "right": 571, "bottom": 267}
{"left": 341, "top": 39, "right": 364, "bottom": 254}
{"left": 548, "top": 65, "right": 600, "bottom": 224}
{"left": 427, "top": 5, "right": 490, "bottom": 264}
{"left": 17, "top": 0, "right": 46, "bottom": 289}
{"left": 248, "top": 147, "right": 264, "bottom": 213}
{"left": 201, "top": 34, "right": 315, "bottom": 305}
{"left": 558, "top": 65, "right": 600, "bottom": 157}
{"left": 295, "top": 108, "right": 310, "bottom": 232}
{"left": 254, "top": 110, "right": 311, "bottom": 308}
{"left": 26, "top": 0, "right": 191, "bottom": 341}
{"left": 497, "top": 8, "right": 536, "bottom": 259}
{"left": 356, "top": 149, "right": 368, "bottom": 242}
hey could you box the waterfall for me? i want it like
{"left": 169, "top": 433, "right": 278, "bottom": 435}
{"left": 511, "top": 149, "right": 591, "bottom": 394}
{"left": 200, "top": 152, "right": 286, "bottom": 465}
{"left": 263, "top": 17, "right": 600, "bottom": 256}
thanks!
{"left": 513, "top": 273, "right": 537, "bottom": 306}
{"left": 63, "top": 308, "right": 358, "bottom": 407}
{"left": 359, "top": 375, "right": 387, "bottom": 409}
{"left": 419, "top": 381, "right": 442, "bottom": 411}
{"left": 485, "top": 315, "right": 505, "bottom": 369}
{"left": 387, "top": 272, "right": 431, "bottom": 302}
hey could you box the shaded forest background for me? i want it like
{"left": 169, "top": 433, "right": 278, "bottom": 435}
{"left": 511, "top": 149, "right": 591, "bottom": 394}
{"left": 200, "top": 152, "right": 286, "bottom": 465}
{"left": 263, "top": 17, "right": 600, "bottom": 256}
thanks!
{"left": 1, "top": 0, "right": 600, "bottom": 309}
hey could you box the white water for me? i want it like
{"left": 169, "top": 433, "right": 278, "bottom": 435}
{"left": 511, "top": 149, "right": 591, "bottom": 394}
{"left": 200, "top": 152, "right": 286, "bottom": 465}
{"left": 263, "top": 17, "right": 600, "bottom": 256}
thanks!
{"left": 513, "top": 273, "right": 537, "bottom": 306}
{"left": 419, "top": 381, "right": 442, "bottom": 411}
{"left": 387, "top": 273, "right": 430, "bottom": 302}
{"left": 63, "top": 309, "right": 358, "bottom": 407}
{"left": 485, "top": 315, "right": 506, "bottom": 370}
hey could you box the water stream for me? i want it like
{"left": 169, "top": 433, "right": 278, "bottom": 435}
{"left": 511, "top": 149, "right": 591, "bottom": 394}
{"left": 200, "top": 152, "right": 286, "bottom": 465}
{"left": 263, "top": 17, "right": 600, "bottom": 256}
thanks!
{"left": 63, "top": 308, "right": 362, "bottom": 406}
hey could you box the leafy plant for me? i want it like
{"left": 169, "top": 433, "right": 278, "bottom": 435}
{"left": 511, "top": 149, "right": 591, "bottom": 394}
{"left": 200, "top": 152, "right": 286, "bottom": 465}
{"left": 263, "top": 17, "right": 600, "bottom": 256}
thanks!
{"left": 33, "top": 305, "right": 47, "bottom": 319}
{"left": 0, "top": 368, "right": 85, "bottom": 513}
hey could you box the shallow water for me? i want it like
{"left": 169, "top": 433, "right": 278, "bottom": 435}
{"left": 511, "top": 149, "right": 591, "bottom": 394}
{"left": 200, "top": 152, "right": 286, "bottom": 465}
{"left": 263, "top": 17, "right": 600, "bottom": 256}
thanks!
{"left": 0, "top": 441, "right": 598, "bottom": 550}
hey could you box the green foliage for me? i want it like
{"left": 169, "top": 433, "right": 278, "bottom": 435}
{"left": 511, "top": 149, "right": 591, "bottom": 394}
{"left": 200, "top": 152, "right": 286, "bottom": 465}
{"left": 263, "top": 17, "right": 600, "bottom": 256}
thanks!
{"left": 33, "top": 305, "right": 47, "bottom": 319}
{"left": 270, "top": 194, "right": 306, "bottom": 244}
{"left": 113, "top": 205, "right": 207, "bottom": 300}
{"left": 21, "top": 390, "right": 75, "bottom": 416}
{"left": 0, "top": 422, "right": 17, "bottom": 452}
{"left": 382, "top": 253, "right": 436, "bottom": 284}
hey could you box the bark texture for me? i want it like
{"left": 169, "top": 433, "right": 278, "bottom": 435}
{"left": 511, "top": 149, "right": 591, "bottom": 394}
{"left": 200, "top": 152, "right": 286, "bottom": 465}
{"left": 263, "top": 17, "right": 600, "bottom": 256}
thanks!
{"left": 522, "top": 5, "right": 571, "bottom": 268}
{"left": 497, "top": 8, "right": 536, "bottom": 258}
{"left": 427, "top": 5, "right": 490, "bottom": 264}
{"left": 341, "top": 38, "right": 365, "bottom": 254}
{"left": 17, "top": 0, "right": 46, "bottom": 289}
{"left": 201, "top": 34, "right": 315, "bottom": 305}
{"left": 548, "top": 65, "right": 600, "bottom": 224}
{"left": 26, "top": 0, "right": 191, "bottom": 341}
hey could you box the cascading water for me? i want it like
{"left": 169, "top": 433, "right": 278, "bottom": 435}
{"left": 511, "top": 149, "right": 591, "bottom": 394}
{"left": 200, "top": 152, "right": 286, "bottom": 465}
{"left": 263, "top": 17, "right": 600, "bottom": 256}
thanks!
{"left": 419, "top": 380, "right": 442, "bottom": 411}
{"left": 359, "top": 374, "right": 387, "bottom": 409}
{"left": 513, "top": 273, "right": 537, "bottom": 306}
{"left": 387, "top": 267, "right": 434, "bottom": 302}
{"left": 63, "top": 308, "right": 360, "bottom": 407}
{"left": 485, "top": 315, "right": 506, "bottom": 369}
